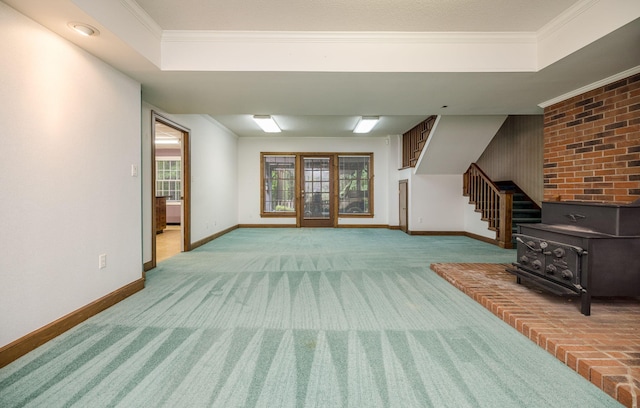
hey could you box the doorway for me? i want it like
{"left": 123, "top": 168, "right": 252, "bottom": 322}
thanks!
{"left": 151, "top": 112, "right": 191, "bottom": 268}
{"left": 399, "top": 179, "right": 408, "bottom": 233}
{"left": 299, "top": 155, "right": 334, "bottom": 227}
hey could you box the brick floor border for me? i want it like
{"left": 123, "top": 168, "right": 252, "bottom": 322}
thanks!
{"left": 431, "top": 263, "right": 640, "bottom": 408}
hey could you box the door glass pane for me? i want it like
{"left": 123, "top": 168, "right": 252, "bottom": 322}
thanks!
{"left": 304, "top": 158, "right": 330, "bottom": 219}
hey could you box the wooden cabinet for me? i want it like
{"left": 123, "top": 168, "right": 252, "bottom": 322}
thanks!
{"left": 155, "top": 196, "right": 167, "bottom": 233}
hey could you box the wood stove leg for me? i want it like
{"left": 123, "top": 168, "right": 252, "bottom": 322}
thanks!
{"left": 580, "top": 289, "right": 591, "bottom": 316}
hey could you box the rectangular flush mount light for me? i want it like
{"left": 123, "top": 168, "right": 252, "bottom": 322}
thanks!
{"left": 353, "top": 116, "right": 379, "bottom": 133}
{"left": 253, "top": 115, "right": 281, "bottom": 133}
{"left": 154, "top": 137, "right": 179, "bottom": 145}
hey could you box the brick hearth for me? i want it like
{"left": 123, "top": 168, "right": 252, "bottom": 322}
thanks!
{"left": 431, "top": 263, "right": 640, "bottom": 408}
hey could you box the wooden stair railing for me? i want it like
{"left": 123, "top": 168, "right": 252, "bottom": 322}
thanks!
{"left": 402, "top": 115, "right": 437, "bottom": 168}
{"left": 463, "top": 163, "right": 513, "bottom": 249}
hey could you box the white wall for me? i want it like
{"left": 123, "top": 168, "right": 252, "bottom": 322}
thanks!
{"left": 416, "top": 115, "right": 507, "bottom": 175}
{"left": 237, "top": 136, "right": 391, "bottom": 226}
{"left": 0, "top": 3, "right": 142, "bottom": 347}
{"left": 387, "top": 135, "right": 402, "bottom": 227}
{"left": 141, "top": 107, "right": 239, "bottom": 263}
{"left": 178, "top": 115, "right": 238, "bottom": 242}
{"left": 463, "top": 204, "right": 497, "bottom": 240}
{"left": 408, "top": 174, "right": 467, "bottom": 232}
{"left": 397, "top": 168, "right": 496, "bottom": 237}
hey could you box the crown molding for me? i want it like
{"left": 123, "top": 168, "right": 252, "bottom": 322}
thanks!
{"left": 161, "top": 30, "right": 537, "bottom": 45}
{"left": 203, "top": 115, "right": 239, "bottom": 139}
{"left": 118, "top": 0, "right": 603, "bottom": 47}
{"left": 536, "top": 0, "right": 599, "bottom": 41}
{"left": 120, "top": 0, "right": 163, "bottom": 40}
{"left": 539, "top": 65, "right": 640, "bottom": 108}
{"left": 100, "top": 0, "right": 605, "bottom": 48}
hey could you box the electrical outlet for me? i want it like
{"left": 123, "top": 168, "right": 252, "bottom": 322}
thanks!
{"left": 99, "top": 254, "right": 107, "bottom": 269}
{"left": 131, "top": 164, "right": 138, "bottom": 177}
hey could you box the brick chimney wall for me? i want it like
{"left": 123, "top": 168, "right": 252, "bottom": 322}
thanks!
{"left": 543, "top": 73, "right": 640, "bottom": 203}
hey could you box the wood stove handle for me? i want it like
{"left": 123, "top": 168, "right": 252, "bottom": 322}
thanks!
{"left": 566, "top": 213, "right": 586, "bottom": 222}
{"left": 515, "top": 235, "right": 587, "bottom": 256}
{"left": 516, "top": 237, "right": 540, "bottom": 252}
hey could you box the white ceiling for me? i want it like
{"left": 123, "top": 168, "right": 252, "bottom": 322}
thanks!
{"left": 135, "top": 0, "right": 578, "bottom": 32}
{"left": 5, "top": 0, "right": 640, "bottom": 138}
{"left": 155, "top": 122, "right": 183, "bottom": 150}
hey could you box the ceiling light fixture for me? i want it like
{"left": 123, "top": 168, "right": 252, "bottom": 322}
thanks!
{"left": 253, "top": 115, "right": 281, "bottom": 133}
{"left": 353, "top": 116, "right": 380, "bottom": 133}
{"left": 68, "top": 22, "right": 99, "bottom": 37}
{"left": 154, "top": 139, "right": 180, "bottom": 145}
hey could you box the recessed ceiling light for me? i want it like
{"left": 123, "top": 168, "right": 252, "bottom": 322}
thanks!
{"left": 67, "top": 22, "right": 99, "bottom": 37}
{"left": 353, "top": 116, "right": 380, "bottom": 133}
{"left": 253, "top": 115, "right": 281, "bottom": 133}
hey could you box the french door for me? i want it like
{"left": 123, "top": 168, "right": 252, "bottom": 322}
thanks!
{"left": 299, "top": 155, "right": 335, "bottom": 227}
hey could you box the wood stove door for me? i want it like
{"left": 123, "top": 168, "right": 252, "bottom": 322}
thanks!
{"left": 514, "top": 234, "right": 585, "bottom": 290}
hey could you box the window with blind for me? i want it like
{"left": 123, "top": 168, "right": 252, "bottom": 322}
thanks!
{"left": 261, "top": 154, "right": 296, "bottom": 216}
{"left": 156, "top": 157, "right": 181, "bottom": 201}
{"left": 338, "top": 155, "right": 372, "bottom": 215}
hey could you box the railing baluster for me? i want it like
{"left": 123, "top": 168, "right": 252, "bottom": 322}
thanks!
{"left": 463, "top": 163, "right": 513, "bottom": 249}
{"left": 402, "top": 116, "right": 437, "bottom": 168}
{"left": 483, "top": 182, "right": 488, "bottom": 219}
{"left": 492, "top": 191, "right": 497, "bottom": 229}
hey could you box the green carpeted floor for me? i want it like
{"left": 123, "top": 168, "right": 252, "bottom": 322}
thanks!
{"left": 0, "top": 228, "right": 621, "bottom": 407}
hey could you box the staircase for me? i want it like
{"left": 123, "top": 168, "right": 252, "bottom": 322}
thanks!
{"left": 402, "top": 115, "right": 437, "bottom": 168}
{"left": 494, "top": 181, "right": 541, "bottom": 245}
{"left": 463, "top": 164, "right": 541, "bottom": 249}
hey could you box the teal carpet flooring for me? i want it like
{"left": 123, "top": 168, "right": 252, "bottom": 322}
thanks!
{"left": 0, "top": 228, "right": 621, "bottom": 407}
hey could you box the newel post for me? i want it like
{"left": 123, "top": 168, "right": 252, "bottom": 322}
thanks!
{"left": 463, "top": 170, "right": 469, "bottom": 196}
{"left": 498, "top": 191, "right": 513, "bottom": 249}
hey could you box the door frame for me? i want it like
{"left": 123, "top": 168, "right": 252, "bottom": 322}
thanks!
{"left": 150, "top": 111, "right": 191, "bottom": 270}
{"left": 399, "top": 179, "right": 408, "bottom": 233}
{"left": 298, "top": 154, "right": 336, "bottom": 228}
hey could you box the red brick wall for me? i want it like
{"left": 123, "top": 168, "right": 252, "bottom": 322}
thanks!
{"left": 543, "top": 73, "right": 640, "bottom": 204}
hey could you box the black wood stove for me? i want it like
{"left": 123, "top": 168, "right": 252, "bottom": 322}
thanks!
{"left": 507, "top": 200, "right": 640, "bottom": 316}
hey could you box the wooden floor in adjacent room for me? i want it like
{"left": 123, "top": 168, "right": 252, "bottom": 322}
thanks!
{"left": 156, "top": 225, "right": 181, "bottom": 262}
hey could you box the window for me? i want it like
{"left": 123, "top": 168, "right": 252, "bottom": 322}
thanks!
{"left": 156, "top": 157, "right": 181, "bottom": 201}
{"left": 259, "top": 153, "right": 373, "bottom": 218}
{"left": 262, "top": 154, "right": 296, "bottom": 215}
{"left": 338, "top": 155, "right": 372, "bottom": 215}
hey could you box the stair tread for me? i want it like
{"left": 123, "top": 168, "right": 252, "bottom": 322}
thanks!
{"left": 466, "top": 176, "right": 543, "bottom": 246}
